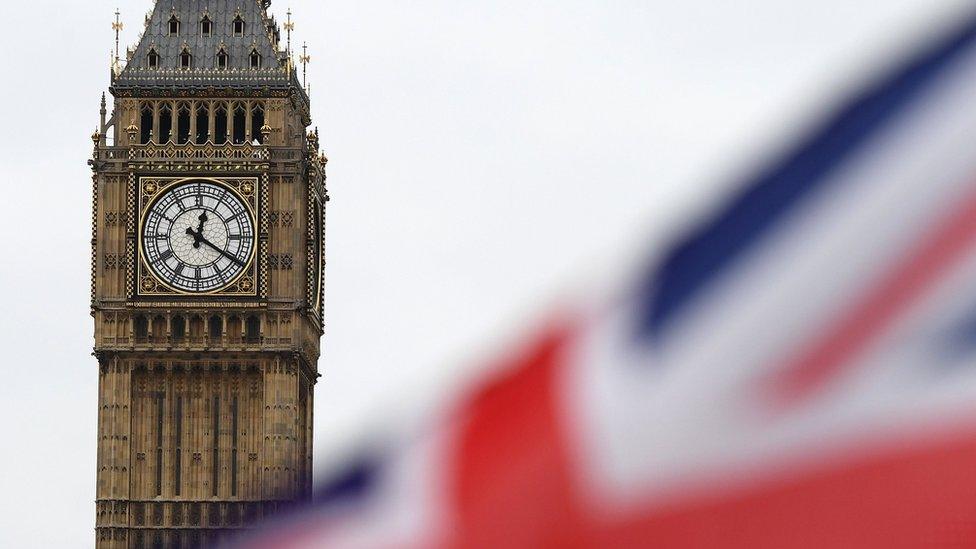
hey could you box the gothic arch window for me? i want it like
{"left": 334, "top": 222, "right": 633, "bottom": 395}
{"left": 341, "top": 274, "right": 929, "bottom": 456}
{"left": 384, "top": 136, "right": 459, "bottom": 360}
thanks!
{"left": 245, "top": 316, "right": 261, "bottom": 343}
{"left": 140, "top": 103, "right": 154, "bottom": 145}
{"left": 233, "top": 103, "right": 247, "bottom": 144}
{"left": 168, "top": 15, "right": 181, "bottom": 36}
{"left": 214, "top": 103, "right": 228, "bottom": 145}
{"left": 249, "top": 49, "right": 262, "bottom": 69}
{"left": 134, "top": 316, "right": 149, "bottom": 342}
{"left": 177, "top": 103, "right": 191, "bottom": 144}
{"left": 151, "top": 316, "right": 167, "bottom": 343}
{"left": 158, "top": 103, "right": 173, "bottom": 143}
{"left": 180, "top": 48, "right": 193, "bottom": 69}
{"left": 200, "top": 15, "right": 213, "bottom": 37}
{"left": 147, "top": 48, "right": 160, "bottom": 69}
{"left": 216, "top": 48, "right": 229, "bottom": 70}
{"left": 189, "top": 315, "right": 204, "bottom": 339}
{"left": 208, "top": 315, "right": 223, "bottom": 340}
{"left": 195, "top": 102, "right": 210, "bottom": 144}
{"left": 251, "top": 103, "right": 266, "bottom": 144}
{"left": 172, "top": 315, "right": 186, "bottom": 341}
{"left": 233, "top": 15, "right": 245, "bottom": 36}
{"left": 227, "top": 316, "right": 242, "bottom": 342}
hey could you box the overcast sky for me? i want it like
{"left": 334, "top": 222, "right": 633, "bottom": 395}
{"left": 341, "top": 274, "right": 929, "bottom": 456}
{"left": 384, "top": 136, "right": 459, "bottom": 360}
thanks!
{"left": 0, "top": 0, "right": 972, "bottom": 546}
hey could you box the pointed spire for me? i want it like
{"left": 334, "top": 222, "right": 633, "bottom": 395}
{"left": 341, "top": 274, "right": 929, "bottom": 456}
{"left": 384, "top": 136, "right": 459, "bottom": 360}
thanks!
{"left": 300, "top": 41, "right": 311, "bottom": 89}
{"left": 112, "top": 8, "right": 124, "bottom": 66}
{"left": 284, "top": 8, "right": 294, "bottom": 56}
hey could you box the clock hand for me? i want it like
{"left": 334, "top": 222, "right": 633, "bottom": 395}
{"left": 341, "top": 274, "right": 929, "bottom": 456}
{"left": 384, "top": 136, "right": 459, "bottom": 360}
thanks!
{"left": 198, "top": 236, "right": 247, "bottom": 267}
{"left": 186, "top": 226, "right": 204, "bottom": 248}
{"left": 191, "top": 212, "right": 209, "bottom": 249}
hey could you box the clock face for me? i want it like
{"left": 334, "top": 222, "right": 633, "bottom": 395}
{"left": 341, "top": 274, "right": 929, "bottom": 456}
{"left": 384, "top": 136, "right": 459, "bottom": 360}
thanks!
{"left": 142, "top": 181, "right": 255, "bottom": 293}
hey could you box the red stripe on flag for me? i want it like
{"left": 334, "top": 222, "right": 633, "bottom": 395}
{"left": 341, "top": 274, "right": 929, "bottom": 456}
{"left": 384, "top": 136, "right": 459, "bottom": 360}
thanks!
{"left": 447, "top": 319, "right": 976, "bottom": 548}
{"left": 603, "top": 426, "right": 976, "bottom": 548}
{"left": 450, "top": 321, "right": 590, "bottom": 549}
{"left": 770, "top": 184, "right": 976, "bottom": 405}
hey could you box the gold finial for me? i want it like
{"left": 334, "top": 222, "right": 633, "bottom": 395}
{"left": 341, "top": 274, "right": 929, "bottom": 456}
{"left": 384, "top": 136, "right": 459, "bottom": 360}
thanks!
{"left": 284, "top": 8, "right": 295, "bottom": 55}
{"left": 300, "top": 42, "right": 311, "bottom": 89}
{"left": 112, "top": 9, "right": 124, "bottom": 66}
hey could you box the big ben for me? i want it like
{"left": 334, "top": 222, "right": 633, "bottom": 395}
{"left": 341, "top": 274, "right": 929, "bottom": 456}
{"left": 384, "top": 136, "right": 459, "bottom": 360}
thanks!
{"left": 89, "top": 1, "right": 326, "bottom": 547}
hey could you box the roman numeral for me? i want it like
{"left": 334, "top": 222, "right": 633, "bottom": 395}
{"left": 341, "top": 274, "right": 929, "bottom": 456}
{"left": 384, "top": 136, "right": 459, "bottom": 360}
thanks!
{"left": 195, "top": 269, "right": 202, "bottom": 280}
{"left": 159, "top": 250, "right": 173, "bottom": 261}
{"left": 175, "top": 264, "right": 185, "bottom": 276}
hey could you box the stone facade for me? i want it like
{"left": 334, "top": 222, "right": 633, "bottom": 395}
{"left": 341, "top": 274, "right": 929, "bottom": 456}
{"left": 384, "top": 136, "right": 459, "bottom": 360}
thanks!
{"left": 90, "top": 2, "right": 326, "bottom": 547}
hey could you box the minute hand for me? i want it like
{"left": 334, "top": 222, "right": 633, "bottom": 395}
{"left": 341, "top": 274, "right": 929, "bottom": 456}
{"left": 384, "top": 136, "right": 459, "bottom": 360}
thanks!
{"left": 198, "top": 237, "right": 247, "bottom": 267}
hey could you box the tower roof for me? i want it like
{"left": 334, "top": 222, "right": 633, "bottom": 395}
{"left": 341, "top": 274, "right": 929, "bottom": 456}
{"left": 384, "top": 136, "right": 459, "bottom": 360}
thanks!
{"left": 112, "top": 0, "right": 303, "bottom": 98}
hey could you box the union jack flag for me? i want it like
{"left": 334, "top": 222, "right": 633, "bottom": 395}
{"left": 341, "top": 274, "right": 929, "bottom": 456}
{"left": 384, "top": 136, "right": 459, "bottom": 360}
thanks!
{"left": 239, "top": 9, "right": 976, "bottom": 548}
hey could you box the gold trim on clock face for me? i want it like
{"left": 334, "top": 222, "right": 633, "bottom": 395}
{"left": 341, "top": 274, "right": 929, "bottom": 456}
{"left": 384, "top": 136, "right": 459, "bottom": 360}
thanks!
{"left": 139, "top": 178, "right": 256, "bottom": 295}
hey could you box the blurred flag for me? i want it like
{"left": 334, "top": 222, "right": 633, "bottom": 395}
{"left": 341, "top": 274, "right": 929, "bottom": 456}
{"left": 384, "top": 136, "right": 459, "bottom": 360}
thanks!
{"left": 240, "top": 9, "right": 976, "bottom": 549}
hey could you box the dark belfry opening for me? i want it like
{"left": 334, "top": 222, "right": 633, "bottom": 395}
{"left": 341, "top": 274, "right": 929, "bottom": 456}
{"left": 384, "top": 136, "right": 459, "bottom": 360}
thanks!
{"left": 250, "top": 49, "right": 261, "bottom": 69}
{"left": 140, "top": 105, "right": 154, "bottom": 145}
{"left": 234, "top": 16, "right": 245, "bottom": 35}
{"left": 195, "top": 104, "right": 209, "bottom": 144}
{"left": 251, "top": 104, "right": 265, "bottom": 144}
{"left": 233, "top": 104, "right": 247, "bottom": 144}
{"left": 180, "top": 49, "right": 192, "bottom": 69}
{"left": 201, "top": 16, "right": 212, "bottom": 37}
{"left": 177, "top": 105, "right": 191, "bottom": 144}
{"left": 169, "top": 16, "right": 180, "bottom": 36}
{"left": 214, "top": 105, "right": 228, "bottom": 145}
{"left": 159, "top": 104, "right": 173, "bottom": 143}
{"left": 147, "top": 49, "right": 159, "bottom": 69}
{"left": 216, "top": 49, "right": 229, "bottom": 69}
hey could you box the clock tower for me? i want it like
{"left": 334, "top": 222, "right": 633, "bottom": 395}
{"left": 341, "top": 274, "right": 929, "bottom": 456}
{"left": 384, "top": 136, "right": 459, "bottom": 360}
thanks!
{"left": 89, "top": 2, "right": 326, "bottom": 547}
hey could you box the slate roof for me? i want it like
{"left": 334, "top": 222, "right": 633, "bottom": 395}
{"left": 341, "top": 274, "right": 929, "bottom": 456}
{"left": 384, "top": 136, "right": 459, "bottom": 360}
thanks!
{"left": 113, "top": 0, "right": 303, "bottom": 95}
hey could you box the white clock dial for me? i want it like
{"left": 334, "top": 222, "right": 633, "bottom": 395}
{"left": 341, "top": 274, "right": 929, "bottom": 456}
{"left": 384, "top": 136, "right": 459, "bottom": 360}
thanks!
{"left": 142, "top": 181, "right": 255, "bottom": 293}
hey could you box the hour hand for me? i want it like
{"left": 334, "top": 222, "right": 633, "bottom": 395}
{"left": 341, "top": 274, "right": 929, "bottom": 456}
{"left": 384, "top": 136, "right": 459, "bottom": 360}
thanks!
{"left": 186, "top": 226, "right": 203, "bottom": 248}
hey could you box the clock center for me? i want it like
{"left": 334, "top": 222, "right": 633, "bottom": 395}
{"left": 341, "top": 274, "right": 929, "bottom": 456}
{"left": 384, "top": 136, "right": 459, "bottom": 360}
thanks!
{"left": 170, "top": 208, "right": 229, "bottom": 267}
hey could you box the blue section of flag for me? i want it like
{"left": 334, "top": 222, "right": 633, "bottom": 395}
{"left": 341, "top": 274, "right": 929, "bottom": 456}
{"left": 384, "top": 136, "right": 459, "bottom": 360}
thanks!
{"left": 636, "top": 11, "right": 976, "bottom": 343}
{"left": 314, "top": 454, "right": 382, "bottom": 504}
